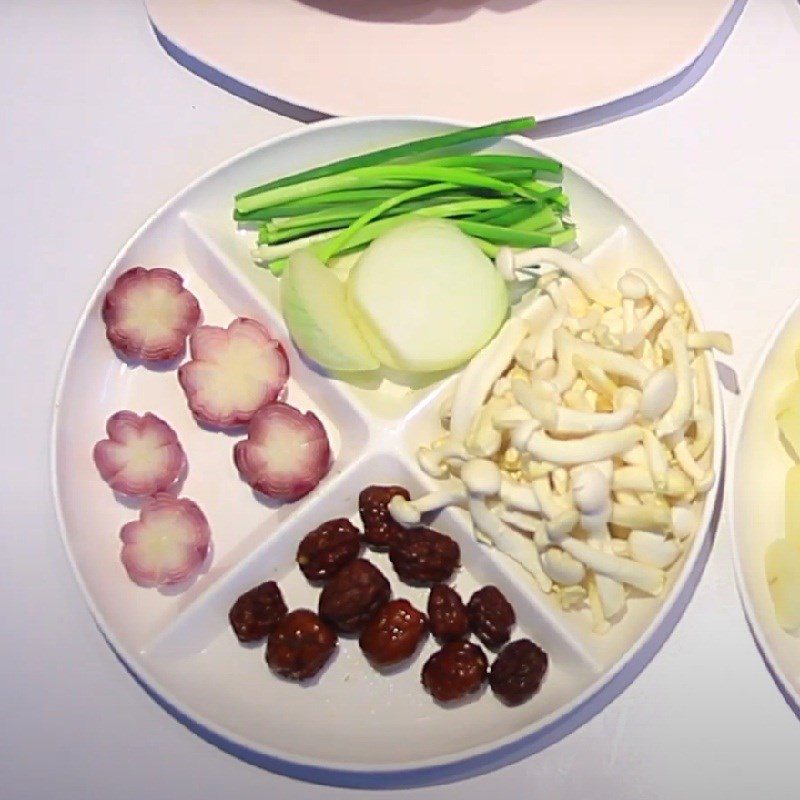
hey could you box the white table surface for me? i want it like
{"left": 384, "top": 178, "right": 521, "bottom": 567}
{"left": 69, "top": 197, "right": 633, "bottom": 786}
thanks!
{"left": 3, "top": 0, "right": 800, "bottom": 797}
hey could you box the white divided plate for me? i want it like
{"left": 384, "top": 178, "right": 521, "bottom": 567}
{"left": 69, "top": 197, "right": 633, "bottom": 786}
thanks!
{"left": 733, "top": 297, "right": 800, "bottom": 710}
{"left": 52, "top": 117, "right": 723, "bottom": 784}
{"left": 146, "top": 0, "right": 736, "bottom": 123}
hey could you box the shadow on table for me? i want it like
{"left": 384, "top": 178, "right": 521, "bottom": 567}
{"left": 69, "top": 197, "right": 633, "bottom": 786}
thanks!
{"left": 102, "top": 438, "right": 727, "bottom": 789}
{"left": 150, "top": 0, "right": 746, "bottom": 137}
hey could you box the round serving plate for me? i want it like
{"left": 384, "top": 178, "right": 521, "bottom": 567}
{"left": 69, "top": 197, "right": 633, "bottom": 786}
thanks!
{"left": 51, "top": 117, "right": 723, "bottom": 785}
{"left": 145, "top": 0, "right": 737, "bottom": 123}
{"left": 732, "top": 296, "right": 800, "bottom": 712}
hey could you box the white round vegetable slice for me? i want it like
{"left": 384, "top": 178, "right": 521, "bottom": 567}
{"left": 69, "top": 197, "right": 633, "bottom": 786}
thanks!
{"left": 281, "top": 249, "right": 380, "bottom": 372}
{"left": 346, "top": 219, "right": 509, "bottom": 372}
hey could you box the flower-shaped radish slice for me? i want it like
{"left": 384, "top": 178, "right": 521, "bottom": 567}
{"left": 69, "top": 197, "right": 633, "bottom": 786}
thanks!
{"left": 178, "top": 318, "right": 289, "bottom": 428}
{"left": 234, "top": 403, "right": 331, "bottom": 501}
{"left": 93, "top": 411, "right": 186, "bottom": 496}
{"left": 120, "top": 494, "right": 211, "bottom": 587}
{"left": 102, "top": 267, "right": 201, "bottom": 361}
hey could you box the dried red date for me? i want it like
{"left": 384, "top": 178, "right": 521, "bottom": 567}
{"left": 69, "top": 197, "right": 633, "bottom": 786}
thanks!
{"left": 358, "top": 485, "right": 410, "bottom": 549}
{"left": 421, "top": 641, "right": 488, "bottom": 703}
{"left": 359, "top": 599, "right": 428, "bottom": 667}
{"left": 489, "top": 639, "right": 548, "bottom": 705}
{"left": 228, "top": 580, "right": 287, "bottom": 643}
{"left": 467, "top": 586, "right": 516, "bottom": 649}
{"left": 296, "top": 518, "right": 361, "bottom": 581}
{"left": 389, "top": 529, "right": 460, "bottom": 585}
{"left": 266, "top": 609, "right": 337, "bottom": 680}
{"left": 318, "top": 558, "right": 391, "bottom": 634}
{"left": 427, "top": 584, "right": 469, "bottom": 642}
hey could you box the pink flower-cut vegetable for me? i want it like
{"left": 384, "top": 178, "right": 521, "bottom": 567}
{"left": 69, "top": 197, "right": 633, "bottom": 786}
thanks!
{"left": 120, "top": 494, "right": 211, "bottom": 587}
{"left": 234, "top": 402, "right": 331, "bottom": 501}
{"left": 178, "top": 318, "right": 290, "bottom": 429}
{"left": 102, "top": 267, "right": 201, "bottom": 361}
{"left": 93, "top": 411, "right": 186, "bottom": 496}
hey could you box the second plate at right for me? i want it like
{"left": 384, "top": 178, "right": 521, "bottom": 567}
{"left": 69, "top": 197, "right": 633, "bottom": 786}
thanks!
{"left": 734, "top": 296, "right": 800, "bottom": 709}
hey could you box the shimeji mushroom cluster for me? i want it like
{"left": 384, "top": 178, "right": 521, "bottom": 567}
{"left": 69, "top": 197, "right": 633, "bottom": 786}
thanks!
{"left": 389, "top": 247, "right": 731, "bottom": 633}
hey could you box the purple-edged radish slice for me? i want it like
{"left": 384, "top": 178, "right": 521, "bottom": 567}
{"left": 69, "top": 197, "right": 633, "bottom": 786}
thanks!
{"left": 93, "top": 411, "right": 186, "bottom": 496}
{"left": 178, "top": 318, "right": 289, "bottom": 429}
{"left": 234, "top": 402, "right": 331, "bottom": 501}
{"left": 119, "top": 494, "right": 211, "bottom": 587}
{"left": 102, "top": 267, "right": 201, "bottom": 361}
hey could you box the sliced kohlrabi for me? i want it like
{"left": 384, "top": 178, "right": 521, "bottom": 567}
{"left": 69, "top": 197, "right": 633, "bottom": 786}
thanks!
{"left": 346, "top": 218, "right": 509, "bottom": 372}
{"left": 280, "top": 249, "right": 380, "bottom": 372}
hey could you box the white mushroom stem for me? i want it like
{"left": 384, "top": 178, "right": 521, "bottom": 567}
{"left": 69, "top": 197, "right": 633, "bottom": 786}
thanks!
{"left": 499, "top": 507, "right": 545, "bottom": 536}
{"left": 571, "top": 465, "right": 626, "bottom": 618}
{"left": 587, "top": 577, "right": 611, "bottom": 634}
{"left": 494, "top": 246, "right": 517, "bottom": 281}
{"left": 417, "top": 438, "right": 469, "bottom": 478}
{"left": 673, "top": 438, "right": 714, "bottom": 492}
{"left": 545, "top": 386, "right": 639, "bottom": 435}
{"left": 643, "top": 429, "right": 670, "bottom": 492}
{"left": 514, "top": 248, "right": 621, "bottom": 308}
{"left": 612, "top": 465, "right": 693, "bottom": 497}
{"left": 493, "top": 403, "right": 532, "bottom": 430}
{"left": 562, "top": 386, "right": 595, "bottom": 412}
{"left": 525, "top": 426, "right": 642, "bottom": 466}
{"left": 639, "top": 338, "right": 657, "bottom": 371}
{"left": 547, "top": 508, "right": 581, "bottom": 540}
{"left": 619, "top": 305, "right": 664, "bottom": 353}
{"left": 388, "top": 485, "right": 468, "bottom": 528}
{"left": 565, "top": 305, "right": 603, "bottom": 334}
{"left": 524, "top": 293, "right": 557, "bottom": 360}
{"left": 656, "top": 319, "right": 694, "bottom": 437}
{"left": 554, "top": 536, "right": 665, "bottom": 595}
{"left": 466, "top": 394, "right": 511, "bottom": 457}
{"left": 622, "top": 298, "right": 636, "bottom": 336}
{"left": 534, "top": 358, "right": 558, "bottom": 380}
{"left": 542, "top": 549, "right": 586, "bottom": 586}
{"left": 467, "top": 498, "right": 552, "bottom": 592}
{"left": 687, "top": 331, "right": 733, "bottom": 354}
{"left": 628, "top": 530, "right": 681, "bottom": 569}
{"left": 536, "top": 304, "right": 566, "bottom": 363}
{"left": 532, "top": 475, "right": 567, "bottom": 519}
{"left": 553, "top": 329, "right": 652, "bottom": 392}
{"left": 450, "top": 317, "right": 528, "bottom": 439}
{"left": 500, "top": 479, "right": 543, "bottom": 514}
{"left": 514, "top": 335, "right": 537, "bottom": 371}
{"left": 615, "top": 490, "right": 642, "bottom": 506}
{"left": 559, "top": 277, "right": 590, "bottom": 318}
{"left": 611, "top": 502, "right": 672, "bottom": 533}
{"left": 511, "top": 379, "right": 558, "bottom": 428}
{"left": 690, "top": 408, "right": 713, "bottom": 459}
{"left": 574, "top": 354, "right": 618, "bottom": 400}
{"left": 511, "top": 418, "right": 542, "bottom": 451}
{"left": 492, "top": 376, "right": 512, "bottom": 397}
{"left": 629, "top": 269, "right": 675, "bottom": 315}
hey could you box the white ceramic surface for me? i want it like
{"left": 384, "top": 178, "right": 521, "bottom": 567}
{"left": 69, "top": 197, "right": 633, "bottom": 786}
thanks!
{"left": 733, "top": 297, "right": 800, "bottom": 710}
{"left": 52, "top": 117, "right": 723, "bottom": 780}
{"left": 145, "top": 0, "right": 736, "bottom": 123}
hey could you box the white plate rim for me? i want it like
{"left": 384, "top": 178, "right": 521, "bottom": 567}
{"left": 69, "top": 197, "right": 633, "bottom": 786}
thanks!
{"left": 50, "top": 114, "right": 724, "bottom": 777}
{"left": 730, "top": 294, "right": 800, "bottom": 712}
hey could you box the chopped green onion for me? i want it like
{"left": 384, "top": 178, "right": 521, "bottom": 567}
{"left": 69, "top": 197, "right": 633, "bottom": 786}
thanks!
{"left": 420, "top": 154, "right": 562, "bottom": 175}
{"left": 236, "top": 165, "right": 532, "bottom": 215}
{"left": 236, "top": 117, "right": 536, "bottom": 200}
